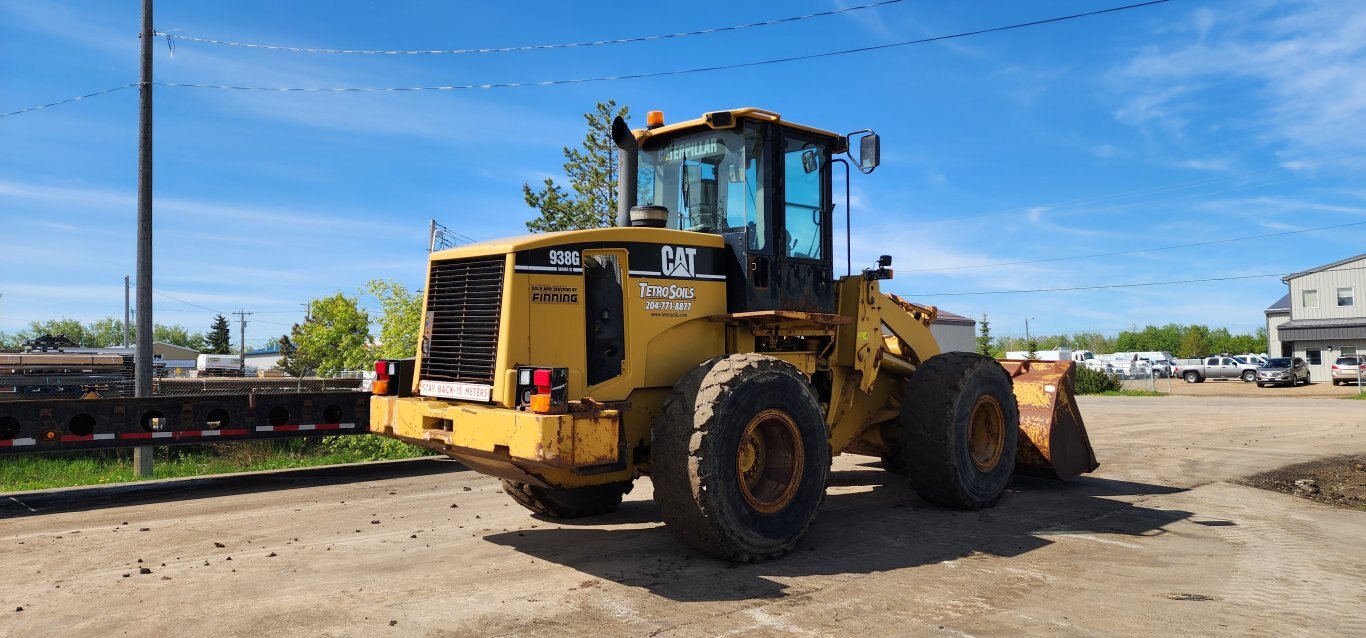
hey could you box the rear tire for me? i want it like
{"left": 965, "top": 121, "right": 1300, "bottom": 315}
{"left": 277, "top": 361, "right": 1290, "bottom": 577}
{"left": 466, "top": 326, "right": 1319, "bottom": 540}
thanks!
{"left": 1184, "top": 371, "right": 1200, "bottom": 383}
{"left": 1242, "top": 370, "right": 1256, "bottom": 383}
{"left": 651, "top": 354, "right": 830, "bottom": 562}
{"left": 898, "top": 352, "right": 1019, "bottom": 510}
{"left": 502, "top": 479, "right": 633, "bottom": 519}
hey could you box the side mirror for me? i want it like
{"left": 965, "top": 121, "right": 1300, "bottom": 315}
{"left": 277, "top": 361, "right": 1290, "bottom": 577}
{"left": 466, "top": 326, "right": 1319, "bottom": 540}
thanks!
{"left": 611, "top": 116, "right": 637, "bottom": 151}
{"left": 859, "top": 134, "right": 880, "bottom": 171}
{"left": 878, "top": 255, "right": 892, "bottom": 267}
{"left": 801, "top": 148, "right": 819, "bottom": 174}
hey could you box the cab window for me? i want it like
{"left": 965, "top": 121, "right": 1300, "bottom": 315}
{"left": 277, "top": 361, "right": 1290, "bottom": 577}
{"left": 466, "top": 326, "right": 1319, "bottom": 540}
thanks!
{"left": 782, "top": 137, "right": 826, "bottom": 260}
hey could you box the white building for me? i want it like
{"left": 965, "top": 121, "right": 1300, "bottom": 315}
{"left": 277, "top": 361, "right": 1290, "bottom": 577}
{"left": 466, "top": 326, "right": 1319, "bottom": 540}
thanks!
{"left": 1265, "top": 253, "right": 1366, "bottom": 381}
{"left": 930, "top": 310, "right": 977, "bottom": 353}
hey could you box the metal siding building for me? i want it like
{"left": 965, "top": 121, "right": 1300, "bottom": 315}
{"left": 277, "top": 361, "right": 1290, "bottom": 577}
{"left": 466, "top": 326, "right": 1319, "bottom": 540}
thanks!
{"left": 1266, "top": 254, "right": 1366, "bottom": 380}
{"left": 930, "top": 310, "right": 977, "bottom": 354}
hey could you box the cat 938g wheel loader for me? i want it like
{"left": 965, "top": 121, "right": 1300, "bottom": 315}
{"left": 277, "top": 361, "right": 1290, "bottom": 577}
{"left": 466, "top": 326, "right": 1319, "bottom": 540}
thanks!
{"left": 370, "top": 107, "right": 1098, "bottom": 562}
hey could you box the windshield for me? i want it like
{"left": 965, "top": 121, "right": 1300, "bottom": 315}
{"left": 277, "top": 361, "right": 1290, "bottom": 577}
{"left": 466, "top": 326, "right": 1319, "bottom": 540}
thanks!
{"left": 1264, "top": 358, "right": 1291, "bottom": 368}
{"left": 637, "top": 126, "right": 765, "bottom": 249}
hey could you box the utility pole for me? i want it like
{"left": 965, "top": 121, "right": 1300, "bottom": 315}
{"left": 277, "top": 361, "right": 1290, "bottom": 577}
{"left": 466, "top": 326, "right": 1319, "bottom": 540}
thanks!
{"left": 123, "top": 275, "right": 131, "bottom": 348}
{"left": 428, "top": 219, "right": 437, "bottom": 253}
{"left": 132, "top": 0, "right": 155, "bottom": 479}
{"left": 233, "top": 310, "right": 252, "bottom": 374}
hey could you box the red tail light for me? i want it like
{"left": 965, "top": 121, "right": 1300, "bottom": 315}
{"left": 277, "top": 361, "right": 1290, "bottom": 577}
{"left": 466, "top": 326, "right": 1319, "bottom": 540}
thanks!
{"left": 372, "top": 360, "right": 391, "bottom": 395}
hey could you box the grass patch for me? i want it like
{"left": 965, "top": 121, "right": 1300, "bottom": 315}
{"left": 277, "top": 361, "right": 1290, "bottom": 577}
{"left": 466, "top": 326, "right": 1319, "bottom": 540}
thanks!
{"left": 1346, "top": 393, "right": 1366, "bottom": 400}
{"left": 1093, "top": 390, "right": 1166, "bottom": 397}
{"left": 0, "top": 436, "right": 430, "bottom": 492}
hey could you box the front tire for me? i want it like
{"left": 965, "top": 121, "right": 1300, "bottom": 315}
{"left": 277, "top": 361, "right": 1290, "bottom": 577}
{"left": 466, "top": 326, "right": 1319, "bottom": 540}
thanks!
{"left": 1257, "top": 382, "right": 1266, "bottom": 388}
{"left": 651, "top": 354, "right": 830, "bottom": 562}
{"left": 898, "top": 352, "right": 1020, "bottom": 510}
{"left": 502, "top": 480, "right": 633, "bottom": 518}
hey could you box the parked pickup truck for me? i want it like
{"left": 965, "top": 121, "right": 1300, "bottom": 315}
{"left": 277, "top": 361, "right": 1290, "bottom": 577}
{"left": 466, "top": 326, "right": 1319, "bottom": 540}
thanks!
{"left": 1172, "top": 356, "right": 1260, "bottom": 383}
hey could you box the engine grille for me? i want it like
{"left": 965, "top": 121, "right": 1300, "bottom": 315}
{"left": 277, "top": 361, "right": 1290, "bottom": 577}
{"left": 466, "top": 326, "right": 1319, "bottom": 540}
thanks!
{"left": 421, "top": 256, "right": 505, "bottom": 386}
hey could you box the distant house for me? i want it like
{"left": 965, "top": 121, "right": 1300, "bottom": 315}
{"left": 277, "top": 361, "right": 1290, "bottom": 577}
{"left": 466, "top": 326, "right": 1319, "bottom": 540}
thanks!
{"left": 1265, "top": 253, "right": 1365, "bottom": 380}
{"left": 930, "top": 310, "right": 977, "bottom": 353}
{"left": 243, "top": 345, "right": 283, "bottom": 371}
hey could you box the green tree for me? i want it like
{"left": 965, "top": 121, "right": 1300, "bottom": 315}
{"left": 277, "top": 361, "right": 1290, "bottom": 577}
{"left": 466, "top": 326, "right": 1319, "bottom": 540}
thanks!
{"left": 84, "top": 316, "right": 127, "bottom": 347}
{"left": 366, "top": 280, "right": 423, "bottom": 360}
{"left": 1026, "top": 338, "right": 1039, "bottom": 360}
{"left": 975, "top": 313, "right": 993, "bottom": 356}
{"left": 291, "top": 293, "right": 371, "bottom": 375}
{"left": 153, "top": 324, "right": 204, "bottom": 351}
{"left": 203, "top": 314, "right": 233, "bottom": 354}
{"left": 1177, "top": 326, "right": 1213, "bottom": 358}
{"left": 275, "top": 334, "right": 320, "bottom": 378}
{"left": 21, "top": 318, "right": 88, "bottom": 346}
{"left": 523, "top": 100, "right": 629, "bottom": 232}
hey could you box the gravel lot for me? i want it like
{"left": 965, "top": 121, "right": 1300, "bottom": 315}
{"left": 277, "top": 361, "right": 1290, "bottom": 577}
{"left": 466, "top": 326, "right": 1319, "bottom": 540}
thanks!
{"left": 1128, "top": 376, "right": 1364, "bottom": 398}
{"left": 1, "top": 395, "right": 1364, "bottom": 637}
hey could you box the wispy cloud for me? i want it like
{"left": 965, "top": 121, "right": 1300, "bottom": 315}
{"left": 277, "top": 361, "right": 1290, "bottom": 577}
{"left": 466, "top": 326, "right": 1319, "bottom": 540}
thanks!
{"left": 1112, "top": 1, "right": 1366, "bottom": 156}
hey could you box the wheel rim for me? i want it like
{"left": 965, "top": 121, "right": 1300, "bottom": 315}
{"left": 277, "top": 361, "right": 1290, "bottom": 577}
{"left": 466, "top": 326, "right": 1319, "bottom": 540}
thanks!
{"left": 968, "top": 394, "right": 1006, "bottom": 472}
{"left": 736, "top": 409, "right": 804, "bottom": 514}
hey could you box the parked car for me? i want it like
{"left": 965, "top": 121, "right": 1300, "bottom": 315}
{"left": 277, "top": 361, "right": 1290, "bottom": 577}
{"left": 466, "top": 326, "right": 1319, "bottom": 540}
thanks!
{"left": 1256, "top": 357, "right": 1310, "bottom": 387}
{"left": 1173, "top": 356, "right": 1259, "bottom": 383}
{"left": 1332, "top": 356, "right": 1362, "bottom": 386}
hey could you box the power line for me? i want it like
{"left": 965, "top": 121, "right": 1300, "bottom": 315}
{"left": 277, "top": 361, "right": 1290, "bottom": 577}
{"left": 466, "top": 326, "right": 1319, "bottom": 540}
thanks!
{"left": 153, "top": 1, "right": 1174, "bottom": 93}
{"left": 0, "top": 83, "right": 137, "bottom": 119}
{"left": 155, "top": 0, "right": 906, "bottom": 55}
{"left": 151, "top": 289, "right": 226, "bottom": 315}
{"left": 904, "top": 220, "right": 1366, "bottom": 273}
{"left": 909, "top": 265, "right": 1366, "bottom": 297}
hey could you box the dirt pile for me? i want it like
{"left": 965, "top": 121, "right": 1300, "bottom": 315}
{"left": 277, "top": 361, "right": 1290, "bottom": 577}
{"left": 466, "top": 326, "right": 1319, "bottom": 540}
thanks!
{"left": 1241, "top": 455, "right": 1366, "bottom": 511}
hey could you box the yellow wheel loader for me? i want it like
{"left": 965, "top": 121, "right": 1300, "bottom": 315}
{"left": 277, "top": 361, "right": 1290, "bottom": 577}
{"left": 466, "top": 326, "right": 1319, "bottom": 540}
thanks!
{"left": 370, "top": 107, "right": 1098, "bottom": 562}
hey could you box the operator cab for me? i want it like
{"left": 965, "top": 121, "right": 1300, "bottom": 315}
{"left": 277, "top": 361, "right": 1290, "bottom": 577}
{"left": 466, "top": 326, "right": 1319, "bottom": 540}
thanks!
{"left": 614, "top": 108, "right": 879, "bottom": 315}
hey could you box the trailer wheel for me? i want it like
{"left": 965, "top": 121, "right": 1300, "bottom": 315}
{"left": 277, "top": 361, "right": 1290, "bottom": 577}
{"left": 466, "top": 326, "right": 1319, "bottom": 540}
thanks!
{"left": 898, "top": 352, "right": 1019, "bottom": 510}
{"left": 1184, "top": 371, "right": 1201, "bottom": 383}
{"left": 501, "top": 479, "right": 633, "bottom": 519}
{"left": 651, "top": 354, "right": 830, "bottom": 562}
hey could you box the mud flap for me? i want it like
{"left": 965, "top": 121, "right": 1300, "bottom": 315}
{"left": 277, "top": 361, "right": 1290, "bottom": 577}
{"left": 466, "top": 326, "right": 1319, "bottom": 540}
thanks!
{"left": 996, "top": 359, "right": 1099, "bottom": 480}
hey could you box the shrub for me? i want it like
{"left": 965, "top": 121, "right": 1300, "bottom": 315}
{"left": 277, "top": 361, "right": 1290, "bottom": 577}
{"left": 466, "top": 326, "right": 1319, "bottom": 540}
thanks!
{"left": 319, "top": 435, "right": 428, "bottom": 461}
{"left": 1074, "top": 366, "right": 1123, "bottom": 394}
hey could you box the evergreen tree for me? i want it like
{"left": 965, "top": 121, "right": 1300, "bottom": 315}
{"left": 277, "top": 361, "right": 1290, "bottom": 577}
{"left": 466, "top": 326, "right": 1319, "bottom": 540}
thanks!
{"left": 204, "top": 314, "right": 233, "bottom": 354}
{"left": 523, "top": 101, "right": 629, "bottom": 232}
{"left": 975, "top": 313, "right": 993, "bottom": 356}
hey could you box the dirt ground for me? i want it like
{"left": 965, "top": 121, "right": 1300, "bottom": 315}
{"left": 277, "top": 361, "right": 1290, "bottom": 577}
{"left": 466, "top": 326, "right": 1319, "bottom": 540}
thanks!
{"left": 1125, "top": 376, "right": 1365, "bottom": 398}
{"left": 1242, "top": 455, "right": 1366, "bottom": 511}
{"left": 2, "top": 395, "right": 1364, "bottom": 637}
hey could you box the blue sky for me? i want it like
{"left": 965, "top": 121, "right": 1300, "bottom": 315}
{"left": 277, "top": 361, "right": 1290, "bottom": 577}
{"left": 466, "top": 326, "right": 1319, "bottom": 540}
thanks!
{"left": 2, "top": 0, "right": 1364, "bottom": 347}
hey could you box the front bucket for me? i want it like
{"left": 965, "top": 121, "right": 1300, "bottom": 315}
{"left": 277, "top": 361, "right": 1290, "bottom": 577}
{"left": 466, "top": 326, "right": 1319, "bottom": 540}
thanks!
{"left": 996, "top": 359, "right": 1099, "bottom": 480}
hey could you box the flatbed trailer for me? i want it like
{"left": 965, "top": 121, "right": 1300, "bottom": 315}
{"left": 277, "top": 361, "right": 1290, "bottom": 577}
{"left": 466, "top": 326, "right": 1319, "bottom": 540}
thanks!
{"left": 0, "top": 391, "right": 369, "bottom": 454}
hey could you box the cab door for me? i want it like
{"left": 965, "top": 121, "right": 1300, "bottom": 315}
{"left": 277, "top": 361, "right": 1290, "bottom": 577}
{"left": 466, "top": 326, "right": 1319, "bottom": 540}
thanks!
{"left": 775, "top": 130, "right": 835, "bottom": 313}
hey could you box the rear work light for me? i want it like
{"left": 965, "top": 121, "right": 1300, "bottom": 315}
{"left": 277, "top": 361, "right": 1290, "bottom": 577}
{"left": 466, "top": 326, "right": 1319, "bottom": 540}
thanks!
{"left": 515, "top": 366, "right": 569, "bottom": 414}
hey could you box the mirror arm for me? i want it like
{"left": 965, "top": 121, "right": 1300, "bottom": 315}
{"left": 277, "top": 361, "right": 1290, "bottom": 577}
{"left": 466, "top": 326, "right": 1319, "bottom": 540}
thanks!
{"left": 844, "top": 129, "right": 877, "bottom": 175}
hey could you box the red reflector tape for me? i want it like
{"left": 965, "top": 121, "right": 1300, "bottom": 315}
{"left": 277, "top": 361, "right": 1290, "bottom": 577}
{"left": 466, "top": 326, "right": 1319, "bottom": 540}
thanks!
{"left": 255, "top": 423, "right": 357, "bottom": 433}
{"left": 0, "top": 438, "right": 38, "bottom": 447}
{"left": 60, "top": 433, "right": 117, "bottom": 443}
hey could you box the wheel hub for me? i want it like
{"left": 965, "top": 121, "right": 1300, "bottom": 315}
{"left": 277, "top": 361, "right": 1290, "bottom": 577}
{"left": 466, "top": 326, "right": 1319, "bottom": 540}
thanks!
{"left": 968, "top": 394, "right": 1005, "bottom": 472}
{"left": 736, "top": 409, "right": 804, "bottom": 514}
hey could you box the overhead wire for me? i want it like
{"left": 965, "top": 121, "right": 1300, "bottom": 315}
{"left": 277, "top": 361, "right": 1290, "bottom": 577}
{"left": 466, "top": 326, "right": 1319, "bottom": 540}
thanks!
{"left": 154, "top": 0, "right": 906, "bottom": 55}
{"left": 0, "top": 83, "right": 138, "bottom": 119}
{"left": 152, "top": 1, "right": 1174, "bottom": 93}
{"left": 903, "top": 220, "right": 1366, "bottom": 273}
{"left": 909, "top": 265, "right": 1366, "bottom": 297}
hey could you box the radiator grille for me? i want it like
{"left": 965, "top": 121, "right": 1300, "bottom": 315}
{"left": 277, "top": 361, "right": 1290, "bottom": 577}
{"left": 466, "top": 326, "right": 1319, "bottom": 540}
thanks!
{"left": 421, "top": 256, "right": 505, "bottom": 386}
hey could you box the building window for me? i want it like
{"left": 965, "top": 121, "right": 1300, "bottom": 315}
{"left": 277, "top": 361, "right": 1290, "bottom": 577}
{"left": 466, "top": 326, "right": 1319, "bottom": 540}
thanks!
{"left": 1343, "top": 346, "right": 1357, "bottom": 356}
{"left": 1302, "top": 289, "right": 1318, "bottom": 308}
{"left": 1338, "top": 287, "right": 1355, "bottom": 307}
{"left": 1306, "top": 349, "right": 1322, "bottom": 365}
